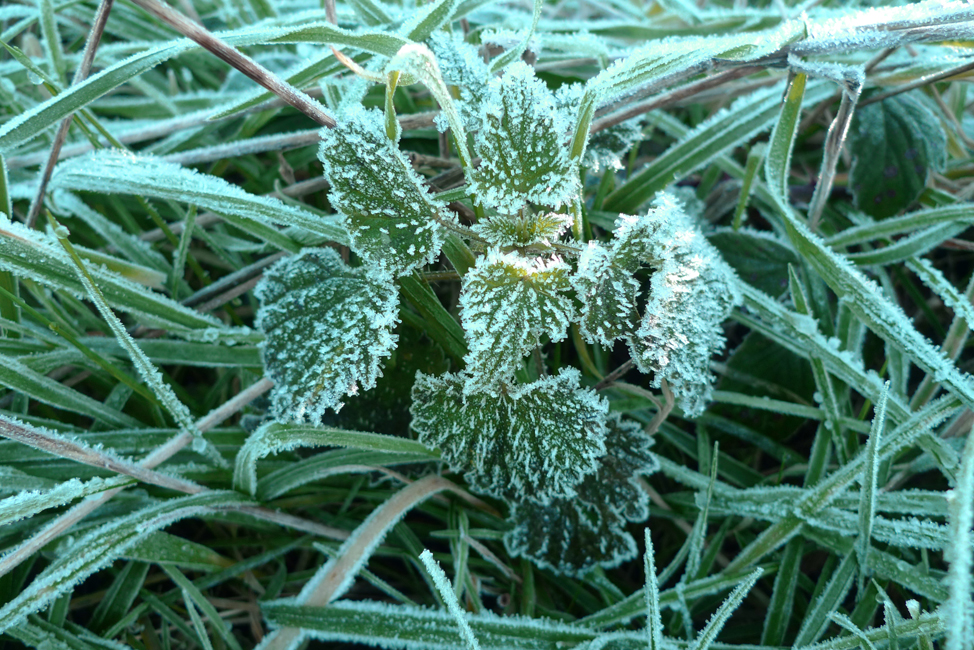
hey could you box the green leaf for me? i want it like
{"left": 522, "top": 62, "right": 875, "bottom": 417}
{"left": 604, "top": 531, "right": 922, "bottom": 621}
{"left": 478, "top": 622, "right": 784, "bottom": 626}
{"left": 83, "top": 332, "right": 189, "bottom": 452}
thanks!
{"left": 122, "top": 532, "right": 234, "bottom": 572}
{"left": 470, "top": 211, "right": 572, "bottom": 248}
{"left": 410, "top": 368, "right": 608, "bottom": 503}
{"left": 573, "top": 241, "right": 640, "bottom": 345}
{"left": 849, "top": 92, "right": 947, "bottom": 219}
{"left": 234, "top": 421, "right": 436, "bottom": 496}
{"left": 319, "top": 106, "right": 452, "bottom": 274}
{"left": 623, "top": 195, "right": 742, "bottom": 416}
{"left": 470, "top": 62, "right": 579, "bottom": 214}
{"left": 504, "top": 415, "right": 658, "bottom": 576}
{"left": 459, "top": 251, "right": 575, "bottom": 393}
{"left": 708, "top": 229, "right": 797, "bottom": 297}
{"left": 254, "top": 248, "right": 399, "bottom": 424}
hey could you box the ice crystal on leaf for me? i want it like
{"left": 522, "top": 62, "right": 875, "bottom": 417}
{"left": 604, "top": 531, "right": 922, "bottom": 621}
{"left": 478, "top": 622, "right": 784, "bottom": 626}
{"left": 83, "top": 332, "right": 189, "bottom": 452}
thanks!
{"left": 627, "top": 201, "right": 742, "bottom": 416}
{"left": 471, "top": 211, "right": 572, "bottom": 248}
{"left": 255, "top": 248, "right": 399, "bottom": 425}
{"left": 410, "top": 368, "right": 608, "bottom": 503}
{"left": 459, "top": 250, "right": 575, "bottom": 393}
{"left": 573, "top": 242, "right": 640, "bottom": 345}
{"left": 582, "top": 119, "right": 645, "bottom": 173}
{"left": 469, "top": 62, "right": 579, "bottom": 214}
{"left": 505, "top": 414, "right": 658, "bottom": 576}
{"left": 574, "top": 194, "right": 741, "bottom": 415}
{"left": 318, "top": 105, "right": 453, "bottom": 275}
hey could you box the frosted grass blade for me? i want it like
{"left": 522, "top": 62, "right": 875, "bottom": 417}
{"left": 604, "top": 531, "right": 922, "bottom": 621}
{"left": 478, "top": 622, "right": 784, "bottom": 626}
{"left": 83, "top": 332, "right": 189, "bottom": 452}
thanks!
{"left": 0, "top": 218, "right": 222, "bottom": 332}
{"left": 0, "top": 476, "right": 130, "bottom": 527}
{"left": 419, "top": 549, "right": 482, "bottom": 650}
{"left": 605, "top": 81, "right": 831, "bottom": 213}
{"left": 945, "top": 420, "right": 974, "bottom": 650}
{"left": 50, "top": 150, "right": 346, "bottom": 244}
{"left": 857, "top": 383, "right": 888, "bottom": 585}
{"left": 0, "top": 490, "right": 254, "bottom": 634}
{"left": 234, "top": 422, "right": 437, "bottom": 496}
{"left": 690, "top": 568, "right": 762, "bottom": 650}
{"left": 0, "top": 355, "right": 141, "bottom": 428}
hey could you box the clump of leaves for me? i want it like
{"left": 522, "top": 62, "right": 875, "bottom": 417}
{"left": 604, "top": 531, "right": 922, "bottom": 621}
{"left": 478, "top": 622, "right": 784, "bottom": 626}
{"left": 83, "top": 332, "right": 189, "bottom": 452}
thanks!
{"left": 1, "top": 0, "right": 973, "bottom": 648}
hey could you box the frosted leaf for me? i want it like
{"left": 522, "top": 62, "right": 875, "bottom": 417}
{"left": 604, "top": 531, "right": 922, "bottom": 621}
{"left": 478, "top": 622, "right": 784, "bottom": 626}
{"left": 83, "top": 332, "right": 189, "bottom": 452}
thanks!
{"left": 629, "top": 244, "right": 740, "bottom": 416}
{"left": 469, "top": 62, "right": 579, "bottom": 214}
{"left": 470, "top": 211, "right": 572, "bottom": 248}
{"left": 410, "top": 368, "right": 608, "bottom": 503}
{"left": 504, "top": 415, "right": 658, "bottom": 576}
{"left": 572, "top": 242, "right": 640, "bottom": 346}
{"left": 319, "top": 105, "right": 453, "bottom": 275}
{"left": 582, "top": 118, "right": 644, "bottom": 173}
{"left": 459, "top": 250, "right": 575, "bottom": 393}
{"left": 612, "top": 194, "right": 741, "bottom": 416}
{"left": 426, "top": 32, "right": 489, "bottom": 106}
{"left": 255, "top": 248, "right": 399, "bottom": 424}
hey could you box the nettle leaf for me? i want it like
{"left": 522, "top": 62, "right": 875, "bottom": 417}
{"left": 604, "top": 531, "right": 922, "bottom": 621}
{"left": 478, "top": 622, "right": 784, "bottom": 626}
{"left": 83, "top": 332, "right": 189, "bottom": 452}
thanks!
{"left": 255, "top": 248, "right": 399, "bottom": 424}
{"left": 573, "top": 242, "right": 640, "bottom": 345}
{"left": 319, "top": 105, "right": 453, "bottom": 274}
{"left": 629, "top": 236, "right": 741, "bottom": 417}
{"left": 459, "top": 250, "right": 575, "bottom": 393}
{"left": 469, "top": 62, "right": 579, "bottom": 214}
{"left": 573, "top": 196, "right": 686, "bottom": 346}
{"left": 577, "top": 194, "right": 740, "bottom": 415}
{"left": 583, "top": 118, "right": 645, "bottom": 173}
{"left": 410, "top": 368, "right": 608, "bottom": 503}
{"left": 849, "top": 91, "right": 947, "bottom": 219}
{"left": 471, "top": 211, "right": 572, "bottom": 248}
{"left": 504, "top": 415, "right": 658, "bottom": 576}
{"left": 427, "top": 31, "right": 489, "bottom": 105}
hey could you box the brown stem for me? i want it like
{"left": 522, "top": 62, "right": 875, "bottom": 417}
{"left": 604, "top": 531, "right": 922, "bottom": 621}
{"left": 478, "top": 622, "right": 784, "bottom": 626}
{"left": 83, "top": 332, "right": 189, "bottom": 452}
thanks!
{"left": 126, "top": 0, "right": 336, "bottom": 127}
{"left": 25, "top": 0, "right": 115, "bottom": 229}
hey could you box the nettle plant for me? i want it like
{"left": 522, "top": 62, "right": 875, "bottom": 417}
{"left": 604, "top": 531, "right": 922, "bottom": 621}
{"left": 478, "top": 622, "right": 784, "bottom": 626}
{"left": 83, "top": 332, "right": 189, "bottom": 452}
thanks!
{"left": 4, "top": 0, "right": 974, "bottom": 647}
{"left": 254, "top": 39, "right": 741, "bottom": 574}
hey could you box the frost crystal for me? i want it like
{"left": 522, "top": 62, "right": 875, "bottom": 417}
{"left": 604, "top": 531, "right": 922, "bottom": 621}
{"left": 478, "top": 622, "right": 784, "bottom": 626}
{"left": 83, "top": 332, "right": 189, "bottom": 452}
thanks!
{"left": 583, "top": 119, "right": 645, "bottom": 173}
{"left": 575, "top": 194, "right": 741, "bottom": 415}
{"left": 459, "top": 250, "right": 575, "bottom": 393}
{"left": 468, "top": 62, "right": 579, "bottom": 214}
{"left": 255, "top": 248, "right": 399, "bottom": 424}
{"left": 505, "top": 414, "right": 658, "bottom": 576}
{"left": 319, "top": 105, "right": 453, "bottom": 275}
{"left": 410, "top": 368, "right": 608, "bottom": 503}
{"left": 625, "top": 197, "right": 742, "bottom": 416}
{"left": 470, "top": 211, "right": 572, "bottom": 248}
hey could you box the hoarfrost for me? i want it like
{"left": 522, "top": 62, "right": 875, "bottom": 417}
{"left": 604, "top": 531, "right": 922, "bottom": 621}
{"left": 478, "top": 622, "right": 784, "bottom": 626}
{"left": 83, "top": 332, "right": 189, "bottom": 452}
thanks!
{"left": 470, "top": 211, "right": 572, "bottom": 248}
{"left": 459, "top": 249, "right": 575, "bottom": 393}
{"left": 468, "top": 62, "right": 579, "bottom": 215}
{"left": 504, "top": 414, "right": 658, "bottom": 576}
{"left": 410, "top": 368, "right": 608, "bottom": 504}
{"left": 255, "top": 248, "right": 399, "bottom": 424}
{"left": 319, "top": 105, "right": 453, "bottom": 275}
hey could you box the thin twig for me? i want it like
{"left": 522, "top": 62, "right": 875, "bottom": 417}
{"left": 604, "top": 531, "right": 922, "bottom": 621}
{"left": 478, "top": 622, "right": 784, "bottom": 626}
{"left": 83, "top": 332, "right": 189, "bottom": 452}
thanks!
{"left": 591, "top": 66, "right": 760, "bottom": 134}
{"left": 25, "top": 0, "right": 114, "bottom": 228}
{"left": 595, "top": 359, "right": 634, "bottom": 391}
{"left": 861, "top": 58, "right": 974, "bottom": 107}
{"left": 126, "top": 0, "right": 336, "bottom": 127}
